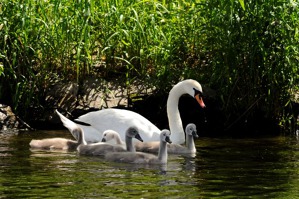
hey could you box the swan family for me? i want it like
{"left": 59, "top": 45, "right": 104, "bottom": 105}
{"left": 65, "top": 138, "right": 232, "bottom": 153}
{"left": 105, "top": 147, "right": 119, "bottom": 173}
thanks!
{"left": 29, "top": 79, "right": 205, "bottom": 165}
{"left": 56, "top": 79, "right": 205, "bottom": 145}
{"left": 134, "top": 123, "right": 198, "bottom": 154}
{"left": 105, "top": 129, "right": 172, "bottom": 164}
{"left": 77, "top": 127, "right": 143, "bottom": 156}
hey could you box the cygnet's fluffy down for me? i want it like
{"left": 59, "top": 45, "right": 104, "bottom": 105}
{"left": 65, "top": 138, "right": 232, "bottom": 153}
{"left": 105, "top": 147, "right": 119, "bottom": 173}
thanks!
{"left": 134, "top": 123, "right": 198, "bottom": 154}
{"left": 29, "top": 128, "right": 83, "bottom": 150}
{"left": 104, "top": 129, "right": 172, "bottom": 164}
{"left": 77, "top": 127, "right": 143, "bottom": 156}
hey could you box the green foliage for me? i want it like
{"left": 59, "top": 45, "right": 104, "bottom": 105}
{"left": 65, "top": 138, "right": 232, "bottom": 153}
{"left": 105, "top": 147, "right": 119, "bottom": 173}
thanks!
{"left": 0, "top": 0, "right": 95, "bottom": 117}
{"left": 199, "top": 0, "right": 299, "bottom": 130}
{"left": 0, "top": 0, "right": 298, "bottom": 131}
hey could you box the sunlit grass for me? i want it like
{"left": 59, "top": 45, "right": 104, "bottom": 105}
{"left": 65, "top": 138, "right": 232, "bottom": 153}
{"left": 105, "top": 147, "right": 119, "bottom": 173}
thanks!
{"left": 0, "top": 0, "right": 298, "bottom": 131}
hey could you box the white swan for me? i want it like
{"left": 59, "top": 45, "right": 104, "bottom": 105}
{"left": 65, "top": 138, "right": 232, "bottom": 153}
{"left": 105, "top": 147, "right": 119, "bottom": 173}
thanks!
{"left": 134, "top": 123, "right": 198, "bottom": 154}
{"left": 77, "top": 127, "right": 143, "bottom": 156}
{"left": 57, "top": 79, "right": 205, "bottom": 144}
{"left": 29, "top": 127, "right": 84, "bottom": 150}
{"left": 104, "top": 129, "right": 172, "bottom": 164}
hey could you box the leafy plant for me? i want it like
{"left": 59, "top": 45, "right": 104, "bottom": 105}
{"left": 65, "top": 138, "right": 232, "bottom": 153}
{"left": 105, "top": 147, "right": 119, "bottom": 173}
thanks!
{"left": 0, "top": 0, "right": 298, "bottom": 133}
{"left": 198, "top": 0, "right": 299, "bottom": 131}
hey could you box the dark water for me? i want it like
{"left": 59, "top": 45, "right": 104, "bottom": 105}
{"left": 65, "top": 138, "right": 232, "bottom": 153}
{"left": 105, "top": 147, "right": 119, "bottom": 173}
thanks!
{"left": 0, "top": 130, "right": 298, "bottom": 198}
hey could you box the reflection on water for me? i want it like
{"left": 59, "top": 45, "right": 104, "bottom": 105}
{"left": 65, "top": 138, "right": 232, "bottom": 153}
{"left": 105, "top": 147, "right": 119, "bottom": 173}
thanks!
{"left": 0, "top": 130, "right": 298, "bottom": 198}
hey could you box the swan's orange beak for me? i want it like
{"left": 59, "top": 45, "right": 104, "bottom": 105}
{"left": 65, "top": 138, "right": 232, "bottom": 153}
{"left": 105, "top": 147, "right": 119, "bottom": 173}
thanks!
{"left": 195, "top": 94, "right": 206, "bottom": 108}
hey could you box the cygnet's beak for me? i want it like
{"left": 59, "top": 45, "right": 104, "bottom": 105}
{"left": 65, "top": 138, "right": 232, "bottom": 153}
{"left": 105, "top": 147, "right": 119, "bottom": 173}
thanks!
{"left": 165, "top": 136, "right": 172, "bottom": 144}
{"left": 192, "top": 130, "right": 199, "bottom": 138}
{"left": 135, "top": 133, "right": 143, "bottom": 142}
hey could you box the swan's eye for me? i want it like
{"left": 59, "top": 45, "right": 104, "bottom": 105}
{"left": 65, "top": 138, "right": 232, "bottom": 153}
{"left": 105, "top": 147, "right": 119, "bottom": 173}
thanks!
{"left": 193, "top": 88, "right": 203, "bottom": 98}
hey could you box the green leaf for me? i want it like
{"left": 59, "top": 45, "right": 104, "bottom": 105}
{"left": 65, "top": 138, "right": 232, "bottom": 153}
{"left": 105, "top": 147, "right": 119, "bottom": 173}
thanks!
{"left": 238, "top": 0, "right": 245, "bottom": 10}
{"left": 0, "top": 63, "right": 3, "bottom": 77}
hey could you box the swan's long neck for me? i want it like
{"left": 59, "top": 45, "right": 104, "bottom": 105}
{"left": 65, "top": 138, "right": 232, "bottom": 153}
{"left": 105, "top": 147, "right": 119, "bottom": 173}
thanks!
{"left": 76, "top": 128, "right": 87, "bottom": 145}
{"left": 115, "top": 134, "right": 124, "bottom": 145}
{"left": 158, "top": 141, "right": 168, "bottom": 164}
{"left": 167, "top": 85, "right": 185, "bottom": 144}
{"left": 125, "top": 136, "right": 135, "bottom": 152}
{"left": 186, "top": 134, "right": 196, "bottom": 153}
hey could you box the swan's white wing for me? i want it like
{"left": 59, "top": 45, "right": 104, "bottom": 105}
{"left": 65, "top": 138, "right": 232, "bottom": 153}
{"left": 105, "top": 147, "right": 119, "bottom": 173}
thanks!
{"left": 75, "top": 108, "right": 161, "bottom": 142}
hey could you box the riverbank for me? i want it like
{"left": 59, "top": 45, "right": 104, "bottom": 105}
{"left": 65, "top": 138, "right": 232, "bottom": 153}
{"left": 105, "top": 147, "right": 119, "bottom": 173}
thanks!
{"left": 1, "top": 78, "right": 298, "bottom": 137}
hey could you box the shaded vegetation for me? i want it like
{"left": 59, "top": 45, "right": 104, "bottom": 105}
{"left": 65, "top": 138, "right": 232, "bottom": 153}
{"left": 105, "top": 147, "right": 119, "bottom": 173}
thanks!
{"left": 0, "top": 0, "right": 298, "bottom": 133}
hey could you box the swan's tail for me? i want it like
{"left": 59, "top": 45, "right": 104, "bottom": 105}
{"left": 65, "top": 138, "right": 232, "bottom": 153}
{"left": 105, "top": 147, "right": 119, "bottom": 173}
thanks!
{"left": 56, "top": 110, "right": 80, "bottom": 137}
{"left": 56, "top": 110, "right": 89, "bottom": 143}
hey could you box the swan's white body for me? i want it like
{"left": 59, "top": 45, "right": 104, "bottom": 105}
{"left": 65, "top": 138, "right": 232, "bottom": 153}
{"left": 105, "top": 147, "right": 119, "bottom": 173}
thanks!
{"left": 78, "top": 109, "right": 160, "bottom": 142}
{"left": 57, "top": 79, "right": 205, "bottom": 144}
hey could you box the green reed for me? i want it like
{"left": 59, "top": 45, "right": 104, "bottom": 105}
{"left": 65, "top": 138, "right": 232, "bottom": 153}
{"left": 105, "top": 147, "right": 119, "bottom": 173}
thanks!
{"left": 200, "top": 0, "right": 299, "bottom": 131}
{"left": 0, "top": 0, "right": 298, "bottom": 132}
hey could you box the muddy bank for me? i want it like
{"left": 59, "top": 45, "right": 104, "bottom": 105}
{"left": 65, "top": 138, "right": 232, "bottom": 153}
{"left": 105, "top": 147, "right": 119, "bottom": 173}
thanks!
{"left": 1, "top": 78, "right": 298, "bottom": 136}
